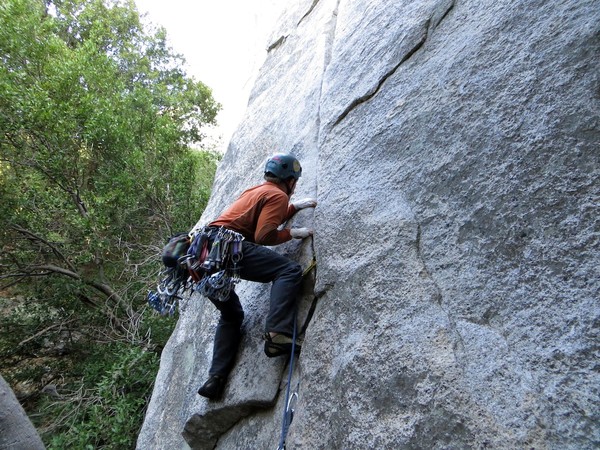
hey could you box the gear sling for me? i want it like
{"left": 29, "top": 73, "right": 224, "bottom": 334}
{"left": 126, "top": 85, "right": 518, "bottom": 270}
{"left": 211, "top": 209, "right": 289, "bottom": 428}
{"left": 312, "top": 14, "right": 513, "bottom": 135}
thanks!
{"left": 148, "top": 226, "right": 245, "bottom": 315}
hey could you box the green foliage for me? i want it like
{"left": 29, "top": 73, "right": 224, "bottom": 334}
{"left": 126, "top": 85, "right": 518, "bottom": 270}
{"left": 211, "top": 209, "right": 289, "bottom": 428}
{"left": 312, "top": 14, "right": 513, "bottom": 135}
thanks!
{"left": 0, "top": 0, "right": 220, "bottom": 447}
{"left": 43, "top": 342, "right": 160, "bottom": 450}
{"left": 0, "top": 0, "right": 219, "bottom": 308}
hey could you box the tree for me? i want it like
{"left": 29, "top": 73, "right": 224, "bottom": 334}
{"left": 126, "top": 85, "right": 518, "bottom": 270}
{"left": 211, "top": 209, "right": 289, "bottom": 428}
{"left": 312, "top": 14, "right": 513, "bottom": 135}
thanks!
{"left": 0, "top": 0, "right": 218, "bottom": 316}
{"left": 0, "top": 0, "right": 219, "bottom": 445}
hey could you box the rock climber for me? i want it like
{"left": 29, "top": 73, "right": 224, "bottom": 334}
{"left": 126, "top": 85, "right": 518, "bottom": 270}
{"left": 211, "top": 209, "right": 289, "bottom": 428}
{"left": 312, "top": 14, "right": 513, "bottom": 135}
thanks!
{"left": 197, "top": 153, "right": 317, "bottom": 400}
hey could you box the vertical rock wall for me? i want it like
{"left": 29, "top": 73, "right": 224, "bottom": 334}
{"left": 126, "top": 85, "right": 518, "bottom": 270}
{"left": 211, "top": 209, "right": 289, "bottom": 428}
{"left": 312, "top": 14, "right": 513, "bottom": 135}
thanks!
{"left": 138, "top": 0, "right": 600, "bottom": 448}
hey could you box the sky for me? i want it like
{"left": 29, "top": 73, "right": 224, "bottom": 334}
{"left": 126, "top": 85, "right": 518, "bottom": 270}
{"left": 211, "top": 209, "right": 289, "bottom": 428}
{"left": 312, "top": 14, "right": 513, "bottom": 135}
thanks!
{"left": 134, "top": 0, "right": 287, "bottom": 151}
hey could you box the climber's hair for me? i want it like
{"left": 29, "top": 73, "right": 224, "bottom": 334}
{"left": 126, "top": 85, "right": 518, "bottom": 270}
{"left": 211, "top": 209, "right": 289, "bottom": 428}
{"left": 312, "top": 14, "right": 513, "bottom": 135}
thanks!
{"left": 264, "top": 173, "right": 284, "bottom": 183}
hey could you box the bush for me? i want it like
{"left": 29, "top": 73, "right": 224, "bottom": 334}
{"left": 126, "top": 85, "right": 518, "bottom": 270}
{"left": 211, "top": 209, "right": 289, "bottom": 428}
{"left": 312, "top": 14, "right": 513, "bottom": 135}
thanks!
{"left": 42, "top": 335, "right": 168, "bottom": 450}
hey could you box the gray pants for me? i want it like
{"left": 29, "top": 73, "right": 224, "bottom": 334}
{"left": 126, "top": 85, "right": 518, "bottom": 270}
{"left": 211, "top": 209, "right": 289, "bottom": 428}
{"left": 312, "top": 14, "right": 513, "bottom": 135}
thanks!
{"left": 207, "top": 240, "right": 302, "bottom": 377}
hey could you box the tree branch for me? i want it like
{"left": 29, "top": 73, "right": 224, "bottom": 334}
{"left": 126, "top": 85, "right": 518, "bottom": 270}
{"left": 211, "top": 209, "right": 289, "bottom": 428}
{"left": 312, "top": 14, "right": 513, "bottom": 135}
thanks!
{"left": 17, "top": 318, "right": 78, "bottom": 348}
{"left": 3, "top": 263, "right": 127, "bottom": 331}
{"left": 10, "top": 224, "right": 77, "bottom": 273}
{"left": 32, "top": 264, "right": 125, "bottom": 306}
{"left": 2, "top": 262, "right": 125, "bottom": 311}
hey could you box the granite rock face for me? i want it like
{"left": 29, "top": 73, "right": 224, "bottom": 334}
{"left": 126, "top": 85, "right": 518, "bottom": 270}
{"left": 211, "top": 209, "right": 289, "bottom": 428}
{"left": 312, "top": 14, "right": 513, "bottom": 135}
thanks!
{"left": 0, "top": 375, "right": 45, "bottom": 450}
{"left": 138, "top": 0, "right": 600, "bottom": 448}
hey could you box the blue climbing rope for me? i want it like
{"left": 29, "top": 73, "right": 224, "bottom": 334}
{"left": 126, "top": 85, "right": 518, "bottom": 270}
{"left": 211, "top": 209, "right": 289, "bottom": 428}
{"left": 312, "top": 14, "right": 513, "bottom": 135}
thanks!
{"left": 276, "top": 257, "right": 316, "bottom": 449}
{"left": 277, "top": 312, "right": 298, "bottom": 450}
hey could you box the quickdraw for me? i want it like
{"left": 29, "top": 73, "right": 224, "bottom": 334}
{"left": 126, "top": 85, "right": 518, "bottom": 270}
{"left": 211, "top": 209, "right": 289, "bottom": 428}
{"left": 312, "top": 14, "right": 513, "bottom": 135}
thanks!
{"left": 147, "top": 226, "right": 245, "bottom": 314}
{"left": 196, "top": 270, "right": 235, "bottom": 302}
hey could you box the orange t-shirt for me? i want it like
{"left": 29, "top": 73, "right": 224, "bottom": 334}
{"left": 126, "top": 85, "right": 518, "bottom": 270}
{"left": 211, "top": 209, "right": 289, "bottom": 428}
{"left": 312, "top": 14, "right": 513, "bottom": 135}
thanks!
{"left": 209, "top": 182, "right": 297, "bottom": 245}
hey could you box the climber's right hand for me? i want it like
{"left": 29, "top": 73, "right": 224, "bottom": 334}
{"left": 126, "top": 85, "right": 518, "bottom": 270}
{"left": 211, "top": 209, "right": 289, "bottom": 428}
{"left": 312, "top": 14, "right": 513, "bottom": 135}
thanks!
{"left": 290, "top": 228, "right": 313, "bottom": 239}
{"left": 293, "top": 198, "right": 318, "bottom": 210}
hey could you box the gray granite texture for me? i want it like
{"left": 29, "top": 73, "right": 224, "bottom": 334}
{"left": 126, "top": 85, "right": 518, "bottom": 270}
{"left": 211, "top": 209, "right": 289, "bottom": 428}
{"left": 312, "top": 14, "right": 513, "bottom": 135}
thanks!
{"left": 137, "top": 0, "right": 599, "bottom": 448}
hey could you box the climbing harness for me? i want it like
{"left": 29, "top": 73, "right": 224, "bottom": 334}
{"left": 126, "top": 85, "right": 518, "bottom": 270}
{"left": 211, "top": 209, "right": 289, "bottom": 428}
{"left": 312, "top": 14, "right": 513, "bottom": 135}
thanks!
{"left": 147, "top": 226, "right": 245, "bottom": 314}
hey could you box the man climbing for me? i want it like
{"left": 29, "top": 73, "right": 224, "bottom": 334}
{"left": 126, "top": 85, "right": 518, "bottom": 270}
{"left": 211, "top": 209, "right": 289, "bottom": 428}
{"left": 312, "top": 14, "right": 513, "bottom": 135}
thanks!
{"left": 197, "top": 153, "right": 317, "bottom": 400}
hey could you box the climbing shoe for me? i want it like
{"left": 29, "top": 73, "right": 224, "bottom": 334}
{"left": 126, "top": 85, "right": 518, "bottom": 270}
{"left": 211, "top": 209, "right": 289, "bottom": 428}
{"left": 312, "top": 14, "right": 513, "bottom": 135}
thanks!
{"left": 263, "top": 333, "right": 302, "bottom": 358}
{"left": 197, "top": 375, "right": 226, "bottom": 400}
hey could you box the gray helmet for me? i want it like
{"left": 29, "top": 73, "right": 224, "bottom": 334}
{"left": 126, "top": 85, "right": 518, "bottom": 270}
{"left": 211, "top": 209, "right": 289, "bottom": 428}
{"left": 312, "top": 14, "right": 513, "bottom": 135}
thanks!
{"left": 264, "top": 153, "right": 302, "bottom": 180}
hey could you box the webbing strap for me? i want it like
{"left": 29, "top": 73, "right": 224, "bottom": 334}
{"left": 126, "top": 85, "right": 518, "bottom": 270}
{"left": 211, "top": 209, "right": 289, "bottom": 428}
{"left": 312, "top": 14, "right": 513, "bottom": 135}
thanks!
{"left": 302, "top": 257, "right": 317, "bottom": 277}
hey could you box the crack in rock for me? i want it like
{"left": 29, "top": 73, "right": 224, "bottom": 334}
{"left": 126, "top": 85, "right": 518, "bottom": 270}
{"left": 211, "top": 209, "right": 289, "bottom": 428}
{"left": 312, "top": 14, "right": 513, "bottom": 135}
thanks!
{"left": 332, "top": 0, "right": 456, "bottom": 127}
{"left": 298, "top": 0, "right": 321, "bottom": 26}
{"left": 300, "top": 289, "right": 327, "bottom": 335}
{"left": 415, "top": 222, "right": 468, "bottom": 373}
{"left": 332, "top": 19, "right": 430, "bottom": 127}
{"left": 267, "top": 35, "right": 287, "bottom": 52}
{"left": 316, "top": 0, "right": 341, "bottom": 147}
{"left": 415, "top": 222, "right": 443, "bottom": 306}
{"left": 433, "top": 0, "right": 455, "bottom": 29}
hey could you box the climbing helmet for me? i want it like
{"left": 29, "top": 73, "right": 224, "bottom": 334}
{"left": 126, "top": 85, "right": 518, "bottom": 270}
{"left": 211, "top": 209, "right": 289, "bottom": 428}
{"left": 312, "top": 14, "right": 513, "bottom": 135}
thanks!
{"left": 264, "top": 153, "right": 302, "bottom": 180}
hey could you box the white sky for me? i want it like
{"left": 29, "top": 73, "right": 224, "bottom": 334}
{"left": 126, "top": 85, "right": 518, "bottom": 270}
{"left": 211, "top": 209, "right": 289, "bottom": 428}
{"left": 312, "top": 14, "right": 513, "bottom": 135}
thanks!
{"left": 134, "top": 0, "right": 286, "bottom": 151}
